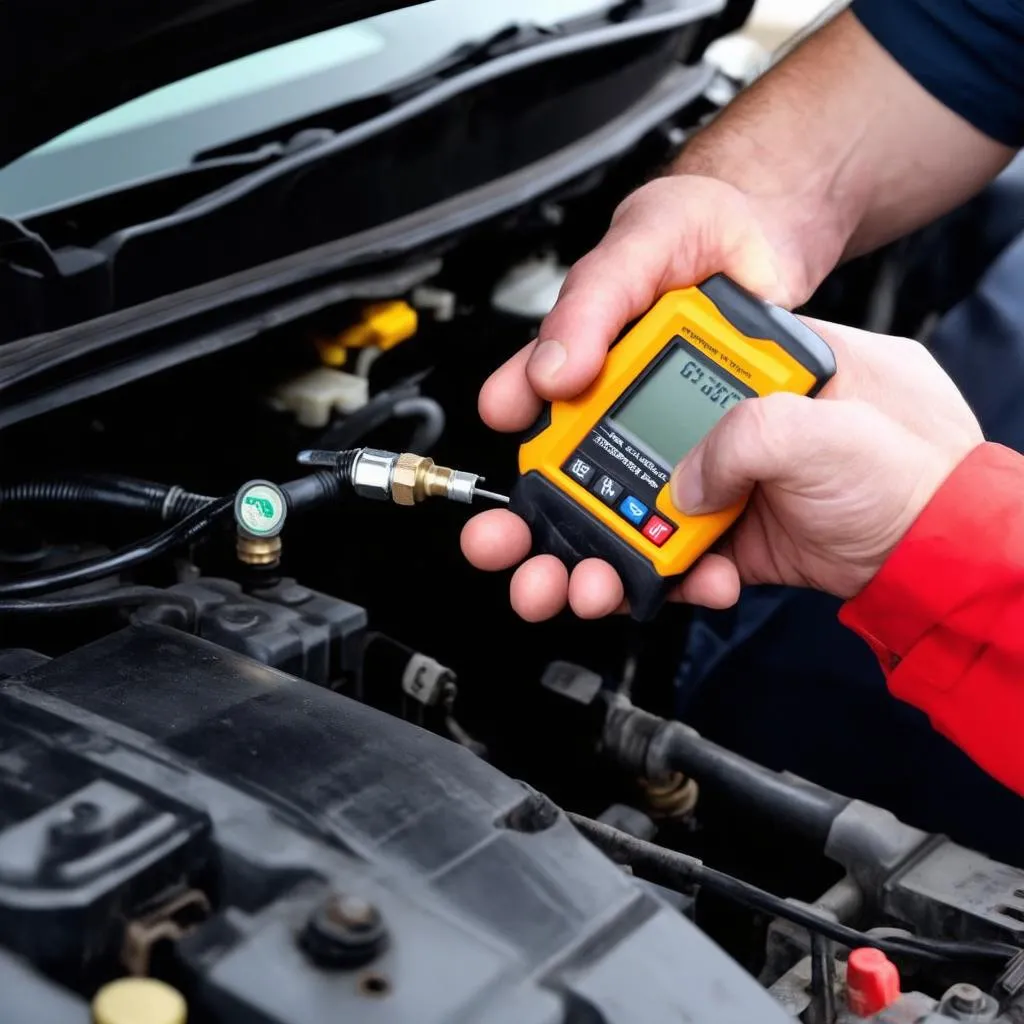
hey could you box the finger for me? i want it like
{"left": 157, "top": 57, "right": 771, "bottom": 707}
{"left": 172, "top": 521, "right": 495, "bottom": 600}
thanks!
{"left": 523, "top": 180, "right": 791, "bottom": 402}
{"left": 674, "top": 553, "right": 742, "bottom": 609}
{"left": 478, "top": 340, "right": 542, "bottom": 433}
{"left": 460, "top": 509, "right": 532, "bottom": 570}
{"left": 524, "top": 233, "right": 667, "bottom": 401}
{"left": 510, "top": 555, "right": 569, "bottom": 622}
{"left": 567, "top": 558, "right": 625, "bottom": 619}
{"left": 671, "top": 392, "right": 813, "bottom": 514}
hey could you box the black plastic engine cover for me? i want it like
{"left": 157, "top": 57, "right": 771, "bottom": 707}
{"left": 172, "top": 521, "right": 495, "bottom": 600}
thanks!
{"left": 0, "top": 626, "right": 791, "bottom": 1023}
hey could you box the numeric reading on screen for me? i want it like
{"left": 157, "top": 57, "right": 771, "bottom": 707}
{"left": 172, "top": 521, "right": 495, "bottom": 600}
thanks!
{"left": 607, "top": 342, "right": 755, "bottom": 471}
{"left": 680, "top": 358, "right": 745, "bottom": 410}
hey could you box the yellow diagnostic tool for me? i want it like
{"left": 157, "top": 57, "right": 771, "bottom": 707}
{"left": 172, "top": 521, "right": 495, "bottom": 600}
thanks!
{"left": 510, "top": 274, "right": 836, "bottom": 622}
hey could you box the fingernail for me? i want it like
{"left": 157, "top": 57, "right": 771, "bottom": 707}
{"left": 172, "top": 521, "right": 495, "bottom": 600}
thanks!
{"left": 527, "top": 339, "right": 567, "bottom": 383}
{"left": 671, "top": 460, "right": 705, "bottom": 514}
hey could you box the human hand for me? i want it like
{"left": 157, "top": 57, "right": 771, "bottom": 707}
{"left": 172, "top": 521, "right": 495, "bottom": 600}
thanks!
{"left": 477, "top": 175, "right": 812, "bottom": 438}
{"left": 462, "top": 319, "right": 983, "bottom": 619}
{"left": 462, "top": 174, "right": 810, "bottom": 622}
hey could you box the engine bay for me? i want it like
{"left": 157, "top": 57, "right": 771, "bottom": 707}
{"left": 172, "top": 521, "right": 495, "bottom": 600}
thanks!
{"left": 2, "top": 3, "right": 1024, "bottom": 1021}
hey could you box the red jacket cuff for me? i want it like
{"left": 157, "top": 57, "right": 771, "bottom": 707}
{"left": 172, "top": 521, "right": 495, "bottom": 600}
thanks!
{"left": 839, "top": 442, "right": 1023, "bottom": 679}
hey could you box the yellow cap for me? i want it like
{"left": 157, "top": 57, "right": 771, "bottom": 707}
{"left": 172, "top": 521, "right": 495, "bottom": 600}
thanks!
{"left": 316, "top": 300, "right": 418, "bottom": 366}
{"left": 92, "top": 977, "right": 187, "bottom": 1024}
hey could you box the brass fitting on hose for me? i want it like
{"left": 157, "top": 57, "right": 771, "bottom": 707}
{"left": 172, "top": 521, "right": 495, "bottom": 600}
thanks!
{"left": 295, "top": 448, "right": 509, "bottom": 506}
{"left": 390, "top": 453, "right": 475, "bottom": 506}
{"left": 236, "top": 534, "right": 283, "bottom": 567}
{"left": 639, "top": 772, "right": 700, "bottom": 821}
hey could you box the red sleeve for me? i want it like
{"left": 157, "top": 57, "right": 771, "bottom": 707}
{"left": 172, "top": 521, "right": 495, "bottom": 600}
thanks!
{"left": 839, "top": 442, "right": 1024, "bottom": 797}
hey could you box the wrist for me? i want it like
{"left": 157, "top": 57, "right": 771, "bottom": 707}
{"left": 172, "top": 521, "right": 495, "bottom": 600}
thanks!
{"left": 668, "top": 142, "right": 855, "bottom": 305}
{"left": 839, "top": 442, "right": 1008, "bottom": 657}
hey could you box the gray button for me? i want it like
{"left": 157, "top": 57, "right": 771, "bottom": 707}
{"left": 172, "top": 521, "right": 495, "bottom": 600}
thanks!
{"left": 593, "top": 474, "right": 624, "bottom": 506}
{"left": 564, "top": 455, "right": 595, "bottom": 485}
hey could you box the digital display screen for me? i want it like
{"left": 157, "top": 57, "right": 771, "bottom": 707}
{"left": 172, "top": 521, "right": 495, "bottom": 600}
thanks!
{"left": 607, "top": 342, "right": 755, "bottom": 470}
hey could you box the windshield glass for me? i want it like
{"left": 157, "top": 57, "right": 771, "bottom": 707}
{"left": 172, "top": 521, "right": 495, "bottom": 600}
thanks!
{"left": 0, "top": 0, "right": 609, "bottom": 218}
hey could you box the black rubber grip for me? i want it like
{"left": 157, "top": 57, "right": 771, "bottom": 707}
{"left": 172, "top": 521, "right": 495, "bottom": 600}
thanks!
{"left": 511, "top": 471, "right": 675, "bottom": 622}
{"left": 698, "top": 274, "right": 836, "bottom": 394}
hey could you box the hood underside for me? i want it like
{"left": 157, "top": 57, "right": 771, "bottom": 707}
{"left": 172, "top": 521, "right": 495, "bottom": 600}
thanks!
{"left": 0, "top": 0, "right": 421, "bottom": 171}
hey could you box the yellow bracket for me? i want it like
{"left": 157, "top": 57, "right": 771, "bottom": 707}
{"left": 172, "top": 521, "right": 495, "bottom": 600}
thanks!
{"left": 316, "top": 300, "right": 418, "bottom": 367}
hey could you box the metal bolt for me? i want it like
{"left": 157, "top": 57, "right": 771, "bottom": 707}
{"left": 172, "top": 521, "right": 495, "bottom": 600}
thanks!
{"left": 948, "top": 983, "right": 986, "bottom": 1013}
{"left": 299, "top": 893, "right": 387, "bottom": 970}
{"left": 325, "top": 895, "right": 377, "bottom": 930}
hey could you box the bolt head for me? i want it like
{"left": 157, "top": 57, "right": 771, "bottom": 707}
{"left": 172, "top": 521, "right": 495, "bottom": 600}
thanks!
{"left": 326, "top": 895, "right": 377, "bottom": 929}
{"left": 299, "top": 893, "right": 387, "bottom": 970}
{"left": 948, "top": 983, "right": 986, "bottom": 1012}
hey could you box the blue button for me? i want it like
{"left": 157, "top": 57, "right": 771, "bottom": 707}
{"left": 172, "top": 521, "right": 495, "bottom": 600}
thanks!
{"left": 618, "top": 495, "right": 649, "bottom": 526}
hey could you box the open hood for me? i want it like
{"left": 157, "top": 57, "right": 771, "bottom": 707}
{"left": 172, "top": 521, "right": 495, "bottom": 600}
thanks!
{"left": 0, "top": 0, "right": 421, "bottom": 170}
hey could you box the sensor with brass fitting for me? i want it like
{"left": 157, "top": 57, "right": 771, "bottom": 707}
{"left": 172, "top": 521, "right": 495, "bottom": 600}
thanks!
{"left": 234, "top": 479, "right": 288, "bottom": 566}
{"left": 296, "top": 448, "right": 509, "bottom": 507}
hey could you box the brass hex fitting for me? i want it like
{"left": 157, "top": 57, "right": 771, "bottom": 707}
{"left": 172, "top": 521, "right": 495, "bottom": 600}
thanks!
{"left": 639, "top": 772, "right": 699, "bottom": 821}
{"left": 237, "top": 534, "right": 283, "bottom": 567}
{"left": 390, "top": 453, "right": 456, "bottom": 506}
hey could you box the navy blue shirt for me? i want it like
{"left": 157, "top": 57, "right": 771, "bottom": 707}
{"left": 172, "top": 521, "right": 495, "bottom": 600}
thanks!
{"left": 851, "top": 0, "right": 1024, "bottom": 147}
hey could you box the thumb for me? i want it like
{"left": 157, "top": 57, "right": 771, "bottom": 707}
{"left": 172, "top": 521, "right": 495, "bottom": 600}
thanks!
{"left": 526, "top": 177, "right": 790, "bottom": 402}
{"left": 671, "top": 392, "right": 818, "bottom": 514}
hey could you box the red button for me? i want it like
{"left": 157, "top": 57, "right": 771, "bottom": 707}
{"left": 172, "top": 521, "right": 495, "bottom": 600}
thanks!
{"left": 641, "top": 515, "right": 675, "bottom": 547}
{"left": 846, "top": 948, "right": 900, "bottom": 1017}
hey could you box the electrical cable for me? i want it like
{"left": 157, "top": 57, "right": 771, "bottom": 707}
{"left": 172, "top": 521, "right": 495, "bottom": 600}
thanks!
{"left": 567, "top": 813, "right": 1019, "bottom": 966}
{"left": 0, "top": 496, "right": 234, "bottom": 599}
{"left": 0, "top": 586, "right": 197, "bottom": 629}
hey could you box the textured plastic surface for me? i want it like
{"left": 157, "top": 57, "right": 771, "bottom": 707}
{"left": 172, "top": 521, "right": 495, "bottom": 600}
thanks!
{"left": 0, "top": 626, "right": 793, "bottom": 1023}
{"left": 132, "top": 577, "right": 367, "bottom": 688}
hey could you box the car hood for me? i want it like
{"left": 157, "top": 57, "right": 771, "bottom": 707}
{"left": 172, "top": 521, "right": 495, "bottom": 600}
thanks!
{"left": 0, "top": 0, "right": 420, "bottom": 171}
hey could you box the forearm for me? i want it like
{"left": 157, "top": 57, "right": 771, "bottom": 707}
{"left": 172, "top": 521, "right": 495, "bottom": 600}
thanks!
{"left": 674, "top": 10, "right": 1015, "bottom": 289}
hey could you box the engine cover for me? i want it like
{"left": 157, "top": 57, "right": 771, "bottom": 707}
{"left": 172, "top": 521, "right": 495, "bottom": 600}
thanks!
{"left": 0, "top": 626, "right": 791, "bottom": 1023}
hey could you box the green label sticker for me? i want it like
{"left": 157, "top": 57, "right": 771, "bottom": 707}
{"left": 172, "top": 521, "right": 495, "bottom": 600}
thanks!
{"left": 236, "top": 482, "right": 285, "bottom": 535}
{"left": 244, "top": 495, "right": 275, "bottom": 519}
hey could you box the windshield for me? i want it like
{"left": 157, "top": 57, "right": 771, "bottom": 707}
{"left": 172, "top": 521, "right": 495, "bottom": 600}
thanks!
{"left": 0, "top": 0, "right": 610, "bottom": 218}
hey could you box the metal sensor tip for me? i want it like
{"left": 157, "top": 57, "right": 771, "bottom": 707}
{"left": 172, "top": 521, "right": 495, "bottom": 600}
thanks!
{"left": 473, "top": 487, "right": 510, "bottom": 505}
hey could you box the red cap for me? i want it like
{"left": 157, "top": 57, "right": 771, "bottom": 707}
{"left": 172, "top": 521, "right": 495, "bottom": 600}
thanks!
{"left": 846, "top": 947, "right": 901, "bottom": 1017}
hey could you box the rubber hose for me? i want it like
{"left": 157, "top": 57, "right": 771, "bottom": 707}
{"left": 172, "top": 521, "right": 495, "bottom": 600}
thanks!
{"left": 392, "top": 396, "right": 446, "bottom": 453}
{"left": 657, "top": 722, "right": 850, "bottom": 849}
{"left": 0, "top": 479, "right": 162, "bottom": 515}
{"left": 0, "top": 468, "right": 348, "bottom": 599}
{"left": 0, "top": 496, "right": 234, "bottom": 599}
{"left": 0, "top": 477, "right": 215, "bottom": 521}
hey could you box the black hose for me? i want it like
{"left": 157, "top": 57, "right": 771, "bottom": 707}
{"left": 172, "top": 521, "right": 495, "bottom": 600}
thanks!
{"left": 280, "top": 470, "right": 346, "bottom": 510}
{"left": 0, "top": 586, "right": 197, "bottom": 629}
{"left": 604, "top": 701, "right": 850, "bottom": 849}
{"left": 567, "top": 813, "right": 1019, "bottom": 965}
{"left": 657, "top": 723, "right": 850, "bottom": 849}
{"left": 316, "top": 372, "right": 445, "bottom": 453}
{"left": 393, "top": 396, "right": 446, "bottom": 453}
{"left": 0, "top": 466, "right": 347, "bottom": 601}
{"left": 0, "top": 496, "right": 234, "bottom": 599}
{"left": 0, "top": 476, "right": 215, "bottom": 521}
